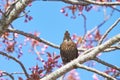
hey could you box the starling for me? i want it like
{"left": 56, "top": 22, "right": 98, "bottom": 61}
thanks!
{"left": 60, "top": 31, "right": 78, "bottom": 64}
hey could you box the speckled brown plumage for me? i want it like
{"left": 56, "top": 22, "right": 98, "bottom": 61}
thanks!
{"left": 60, "top": 31, "right": 78, "bottom": 64}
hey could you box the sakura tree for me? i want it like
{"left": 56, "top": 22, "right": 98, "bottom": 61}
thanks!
{"left": 0, "top": 0, "right": 120, "bottom": 80}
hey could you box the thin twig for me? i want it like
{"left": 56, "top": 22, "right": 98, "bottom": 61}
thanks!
{"left": 104, "top": 46, "right": 120, "bottom": 52}
{"left": 76, "top": 63, "right": 116, "bottom": 80}
{"left": 0, "top": 51, "right": 29, "bottom": 78}
{"left": 2, "top": 71, "right": 14, "bottom": 80}
{"left": 81, "top": 14, "right": 87, "bottom": 37}
{"left": 78, "top": 45, "right": 120, "bottom": 52}
{"left": 10, "top": 72, "right": 24, "bottom": 75}
{"left": 94, "top": 57, "right": 120, "bottom": 71}
{"left": 1, "top": 72, "right": 24, "bottom": 77}
{"left": 18, "top": 10, "right": 30, "bottom": 18}
{"left": 80, "top": 14, "right": 87, "bottom": 48}
{"left": 34, "top": 46, "right": 45, "bottom": 66}
{"left": 110, "top": 6, "right": 120, "bottom": 12}
{"left": 98, "top": 18, "right": 120, "bottom": 45}
{"left": 84, "top": 7, "right": 114, "bottom": 38}
{"left": 1, "top": 71, "right": 24, "bottom": 80}
{"left": 82, "top": 16, "right": 110, "bottom": 43}
{"left": 112, "top": 72, "right": 120, "bottom": 78}
{"left": 41, "top": 0, "right": 62, "bottom": 1}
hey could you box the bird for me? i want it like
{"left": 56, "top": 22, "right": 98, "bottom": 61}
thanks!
{"left": 60, "top": 31, "right": 78, "bottom": 64}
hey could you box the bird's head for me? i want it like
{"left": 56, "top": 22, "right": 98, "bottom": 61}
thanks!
{"left": 63, "top": 31, "right": 71, "bottom": 41}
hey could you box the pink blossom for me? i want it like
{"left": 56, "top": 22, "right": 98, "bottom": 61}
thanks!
{"left": 0, "top": 70, "right": 3, "bottom": 76}
{"left": 93, "top": 74, "right": 99, "bottom": 80}
{"left": 60, "top": 9, "right": 65, "bottom": 13}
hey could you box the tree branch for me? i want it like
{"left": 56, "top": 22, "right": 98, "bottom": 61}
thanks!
{"left": 0, "top": 0, "right": 32, "bottom": 36}
{"left": 94, "top": 57, "right": 120, "bottom": 71}
{"left": 98, "top": 18, "right": 120, "bottom": 45}
{"left": 62, "top": 0, "right": 120, "bottom": 5}
{"left": 6, "top": 28, "right": 60, "bottom": 49}
{"left": 62, "top": 0, "right": 89, "bottom": 5}
{"left": 41, "top": 34, "right": 120, "bottom": 80}
{"left": 85, "top": 0, "right": 120, "bottom": 5}
{"left": 0, "top": 51, "right": 29, "bottom": 78}
{"left": 76, "top": 63, "right": 115, "bottom": 79}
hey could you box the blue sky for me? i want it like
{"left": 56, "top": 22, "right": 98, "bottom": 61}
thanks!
{"left": 0, "top": 1, "right": 120, "bottom": 80}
